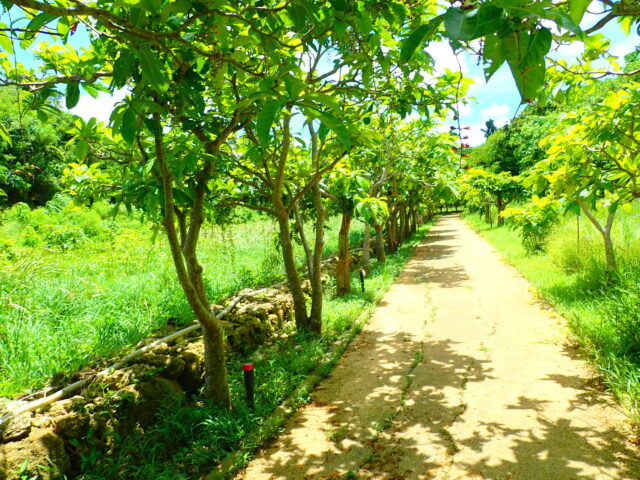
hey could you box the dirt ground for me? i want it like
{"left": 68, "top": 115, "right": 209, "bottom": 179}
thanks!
{"left": 235, "top": 216, "right": 640, "bottom": 480}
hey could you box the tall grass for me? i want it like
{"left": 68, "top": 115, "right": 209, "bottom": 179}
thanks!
{"left": 0, "top": 198, "right": 364, "bottom": 397}
{"left": 464, "top": 202, "right": 640, "bottom": 422}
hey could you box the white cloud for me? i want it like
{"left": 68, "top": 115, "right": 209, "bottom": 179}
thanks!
{"left": 466, "top": 124, "right": 487, "bottom": 147}
{"left": 480, "top": 103, "right": 510, "bottom": 119}
{"left": 426, "top": 42, "right": 468, "bottom": 75}
{"left": 69, "top": 88, "right": 127, "bottom": 125}
{"left": 611, "top": 44, "right": 635, "bottom": 59}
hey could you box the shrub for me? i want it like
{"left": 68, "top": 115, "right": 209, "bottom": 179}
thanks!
{"left": 501, "top": 196, "right": 562, "bottom": 253}
{"left": 43, "top": 224, "right": 88, "bottom": 251}
{"left": 5, "top": 202, "right": 31, "bottom": 223}
{"left": 19, "top": 225, "right": 43, "bottom": 247}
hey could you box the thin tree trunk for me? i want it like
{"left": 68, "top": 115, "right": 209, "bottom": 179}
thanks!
{"left": 308, "top": 181, "right": 325, "bottom": 332}
{"left": 484, "top": 199, "right": 492, "bottom": 226}
{"left": 201, "top": 322, "right": 228, "bottom": 404}
{"left": 496, "top": 194, "right": 505, "bottom": 226}
{"left": 386, "top": 210, "right": 397, "bottom": 253}
{"left": 362, "top": 221, "right": 372, "bottom": 270}
{"left": 307, "top": 123, "right": 325, "bottom": 333}
{"left": 577, "top": 199, "right": 618, "bottom": 275}
{"left": 175, "top": 207, "right": 187, "bottom": 248}
{"left": 374, "top": 223, "right": 386, "bottom": 262}
{"left": 399, "top": 205, "right": 407, "bottom": 243}
{"left": 276, "top": 208, "right": 309, "bottom": 328}
{"left": 293, "top": 202, "right": 313, "bottom": 279}
{"left": 336, "top": 212, "right": 352, "bottom": 296}
{"left": 404, "top": 206, "right": 411, "bottom": 239}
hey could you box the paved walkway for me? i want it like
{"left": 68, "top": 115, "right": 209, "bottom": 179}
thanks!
{"left": 236, "top": 216, "right": 640, "bottom": 480}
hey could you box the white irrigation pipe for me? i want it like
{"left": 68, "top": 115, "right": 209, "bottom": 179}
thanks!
{"left": 0, "top": 283, "right": 285, "bottom": 426}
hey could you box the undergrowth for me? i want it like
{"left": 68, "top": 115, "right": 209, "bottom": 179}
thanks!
{"left": 464, "top": 205, "right": 640, "bottom": 423}
{"left": 74, "top": 222, "right": 433, "bottom": 480}
{"left": 0, "top": 196, "right": 364, "bottom": 397}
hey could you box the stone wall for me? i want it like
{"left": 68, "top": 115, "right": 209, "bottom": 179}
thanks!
{"left": 0, "top": 286, "right": 293, "bottom": 480}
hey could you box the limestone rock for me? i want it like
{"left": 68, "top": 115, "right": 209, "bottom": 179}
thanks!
{"left": 53, "top": 411, "right": 90, "bottom": 439}
{"left": 0, "top": 429, "right": 70, "bottom": 480}
{"left": 0, "top": 412, "right": 32, "bottom": 442}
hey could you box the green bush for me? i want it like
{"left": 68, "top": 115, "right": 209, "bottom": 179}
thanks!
{"left": 501, "top": 196, "right": 562, "bottom": 253}
{"left": 43, "top": 224, "right": 88, "bottom": 251}
{"left": 19, "top": 225, "right": 43, "bottom": 247}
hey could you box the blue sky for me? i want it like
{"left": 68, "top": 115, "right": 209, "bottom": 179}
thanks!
{"left": 436, "top": 15, "right": 640, "bottom": 145}
{"left": 5, "top": 6, "right": 639, "bottom": 146}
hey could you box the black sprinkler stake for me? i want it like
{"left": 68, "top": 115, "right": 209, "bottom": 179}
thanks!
{"left": 359, "top": 268, "right": 366, "bottom": 293}
{"left": 243, "top": 363, "right": 255, "bottom": 409}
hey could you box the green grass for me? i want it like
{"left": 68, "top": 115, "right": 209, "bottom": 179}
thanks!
{"left": 73, "top": 222, "right": 434, "bottom": 480}
{"left": 0, "top": 198, "right": 364, "bottom": 397}
{"left": 464, "top": 204, "right": 640, "bottom": 422}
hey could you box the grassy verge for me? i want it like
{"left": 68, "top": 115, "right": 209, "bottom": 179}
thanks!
{"left": 75, "top": 221, "right": 434, "bottom": 480}
{"left": 463, "top": 211, "right": 640, "bottom": 424}
{"left": 0, "top": 199, "right": 364, "bottom": 397}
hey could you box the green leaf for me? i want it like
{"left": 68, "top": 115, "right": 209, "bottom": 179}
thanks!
{"left": 0, "top": 121, "right": 11, "bottom": 146}
{"left": 81, "top": 83, "right": 100, "bottom": 99}
{"left": 444, "top": 6, "right": 504, "bottom": 42}
{"left": 65, "top": 82, "right": 80, "bottom": 109}
{"left": 113, "top": 52, "right": 135, "bottom": 88}
{"left": 36, "top": 109, "right": 48, "bottom": 123}
{"left": 542, "top": 10, "right": 583, "bottom": 37}
{"left": 120, "top": 108, "right": 138, "bottom": 144}
{"left": 400, "top": 14, "right": 444, "bottom": 63}
{"left": 25, "top": 13, "right": 56, "bottom": 39}
{"left": 256, "top": 100, "right": 284, "bottom": 146}
{"left": 389, "top": 3, "right": 406, "bottom": 25}
{"left": 284, "top": 76, "right": 305, "bottom": 99}
{"left": 318, "top": 111, "right": 351, "bottom": 150}
{"left": 518, "top": 27, "right": 552, "bottom": 69}
{"left": 329, "top": 0, "right": 348, "bottom": 12}
{"left": 74, "top": 139, "right": 89, "bottom": 160}
{"left": 135, "top": 49, "right": 169, "bottom": 93}
{"left": 302, "top": 93, "right": 340, "bottom": 110}
{"left": 569, "top": 0, "right": 590, "bottom": 24}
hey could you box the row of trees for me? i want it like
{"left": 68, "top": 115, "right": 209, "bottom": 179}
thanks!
{"left": 459, "top": 50, "right": 640, "bottom": 275}
{"left": 1, "top": 0, "right": 638, "bottom": 406}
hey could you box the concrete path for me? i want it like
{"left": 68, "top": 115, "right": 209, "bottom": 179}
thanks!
{"left": 236, "top": 216, "right": 640, "bottom": 480}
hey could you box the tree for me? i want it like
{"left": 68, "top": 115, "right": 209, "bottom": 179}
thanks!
{"left": 481, "top": 119, "right": 497, "bottom": 138}
{"left": 459, "top": 168, "right": 523, "bottom": 226}
{"left": 533, "top": 81, "right": 640, "bottom": 274}
{"left": 0, "top": 89, "right": 75, "bottom": 206}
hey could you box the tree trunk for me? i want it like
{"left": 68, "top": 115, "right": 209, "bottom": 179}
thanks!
{"left": 386, "top": 211, "right": 397, "bottom": 254}
{"left": 276, "top": 208, "right": 309, "bottom": 328}
{"left": 293, "top": 202, "right": 313, "bottom": 278}
{"left": 399, "top": 206, "right": 407, "bottom": 244}
{"left": 175, "top": 208, "right": 187, "bottom": 248}
{"left": 603, "top": 227, "right": 617, "bottom": 275}
{"left": 496, "top": 194, "right": 505, "bottom": 226}
{"left": 336, "top": 212, "right": 352, "bottom": 296}
{"left": 308, "top": 181, "right": 325, "bottom": 332}
{"left": 362, "top": 221, "right": 372, "bottom": 270}
{"left": 201, "top": 321, "right": 228, "bottom": 404}
{"left": 484, "top": 199, "right": 492, "bottom": 226}
{"left": 577, "top": 199, "right": 618, "bottom": 276}
{"left": 151, "top": 114, "right": 230, "bottom": 406}
{"left": 410, "top": 209, "right": 417, "bottom": 234}
{"left": 374, "top": 223, "right": 386, "bottom": 262}
{"left": 404, "top": 206, "right": 411, "bottom": 239}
